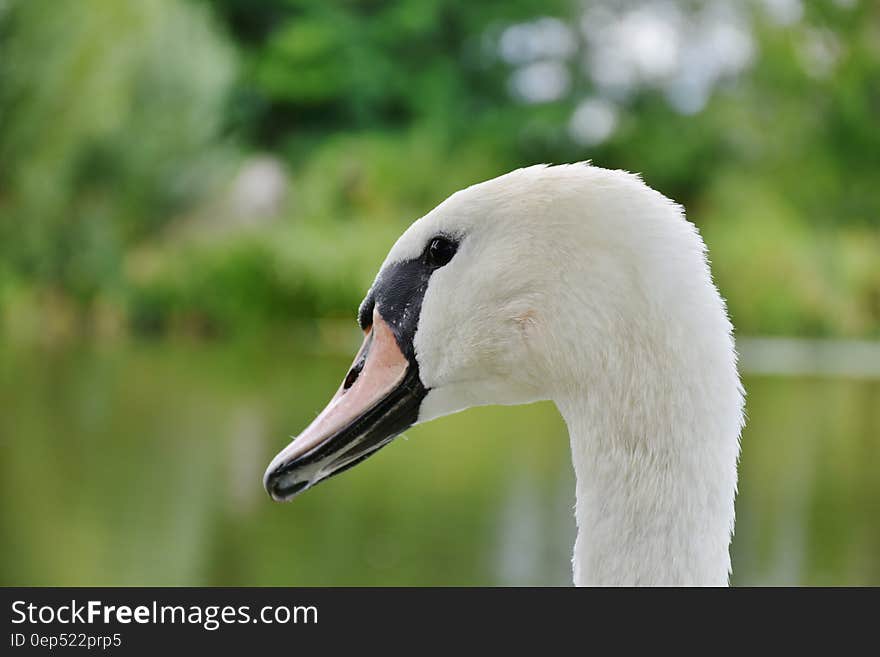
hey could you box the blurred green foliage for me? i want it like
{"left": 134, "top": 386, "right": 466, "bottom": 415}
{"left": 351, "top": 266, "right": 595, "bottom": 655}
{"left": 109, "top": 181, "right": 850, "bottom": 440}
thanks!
{"left": 0, "top": 0, "right": 878, "bottom": 340}
{"left": 0, "top": 0, "right": 235, "bottom": 301}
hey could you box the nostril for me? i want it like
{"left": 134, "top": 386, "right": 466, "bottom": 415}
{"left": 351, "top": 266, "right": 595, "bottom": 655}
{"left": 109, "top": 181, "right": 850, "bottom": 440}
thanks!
{"left": 343, "top": 360, "right": 364, "bottom": 391}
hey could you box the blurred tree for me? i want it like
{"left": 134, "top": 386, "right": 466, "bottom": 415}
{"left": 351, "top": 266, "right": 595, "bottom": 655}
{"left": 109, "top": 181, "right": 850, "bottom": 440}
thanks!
{"left": 204, "top": 0, "right": 880, "bottom": 228}
{"left": 0, "top": 0, "right": 878, "bottom": 337}
{"left": 0, "top": 0, "right": 235, "bottom": 301}
{"left": 206, "top": 0, "right": 569, "bottom": 150}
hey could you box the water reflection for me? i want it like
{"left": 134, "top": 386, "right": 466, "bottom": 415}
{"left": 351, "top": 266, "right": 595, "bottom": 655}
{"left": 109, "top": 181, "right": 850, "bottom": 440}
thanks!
{"left": 0, "top": 341, "right": 877, "bottom": 585}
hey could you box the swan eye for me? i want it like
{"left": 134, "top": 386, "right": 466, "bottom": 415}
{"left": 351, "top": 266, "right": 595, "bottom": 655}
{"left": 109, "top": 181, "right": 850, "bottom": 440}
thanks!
{"left": 426, "top": 236, "right": 457, "bottom": 268}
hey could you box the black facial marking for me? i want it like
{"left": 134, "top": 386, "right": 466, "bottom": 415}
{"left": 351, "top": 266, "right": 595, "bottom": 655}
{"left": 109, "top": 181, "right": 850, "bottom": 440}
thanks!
{"left": 358, "top": 293, "right": 375, "bottom": 330}
{"left": 362, "top": 235, "right": 460, "bottom": 361}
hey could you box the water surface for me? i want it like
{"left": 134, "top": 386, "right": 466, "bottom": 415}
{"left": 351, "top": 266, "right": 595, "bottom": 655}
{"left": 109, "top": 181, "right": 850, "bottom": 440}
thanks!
{"left": 1, "top": 340, "right": 877, "bottom": 585}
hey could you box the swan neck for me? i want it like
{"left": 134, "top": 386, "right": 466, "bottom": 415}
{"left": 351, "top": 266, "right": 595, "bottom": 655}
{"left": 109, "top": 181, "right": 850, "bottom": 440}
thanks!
{"left": 558, "top": 395, "right": 737, "bottom": 586}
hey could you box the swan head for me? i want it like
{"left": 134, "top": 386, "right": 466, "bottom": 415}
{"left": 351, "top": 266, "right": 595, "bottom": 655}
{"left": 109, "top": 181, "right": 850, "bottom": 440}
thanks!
{"left": 264, "top": 163, "right": 741, "bottom": 505}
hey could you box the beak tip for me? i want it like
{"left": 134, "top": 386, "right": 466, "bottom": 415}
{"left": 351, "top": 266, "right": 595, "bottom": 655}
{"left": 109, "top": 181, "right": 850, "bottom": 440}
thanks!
{"left": 263, "top": 460, "right": 285, "bottom": 501}
{"left": 263, "top": 458, "right": 279, "bottom": 493}
{"left": 264, "top": 461, "right": 312, "bottom": 502}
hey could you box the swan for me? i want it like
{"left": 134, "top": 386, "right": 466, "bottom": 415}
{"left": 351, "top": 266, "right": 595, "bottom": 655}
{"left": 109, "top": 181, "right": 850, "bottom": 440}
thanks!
{"left": 264, "top": 163, "right": 744, "bottom": 586}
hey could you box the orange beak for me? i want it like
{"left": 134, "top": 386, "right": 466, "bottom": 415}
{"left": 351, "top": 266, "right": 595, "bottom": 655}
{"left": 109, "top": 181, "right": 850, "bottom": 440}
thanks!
{"left": 264, "top": 308, "right": 426, "bottom": 501}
